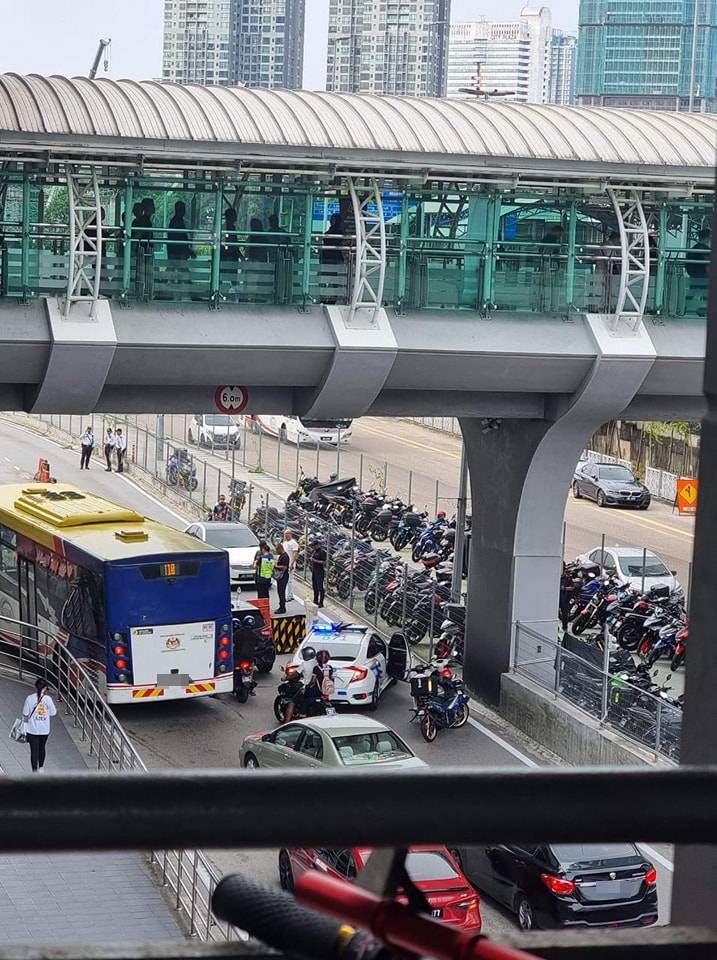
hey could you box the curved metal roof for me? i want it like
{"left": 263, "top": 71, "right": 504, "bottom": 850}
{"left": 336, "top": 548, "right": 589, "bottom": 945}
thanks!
{"left": 0, "top": 74, "right": 715, "bottom": 178}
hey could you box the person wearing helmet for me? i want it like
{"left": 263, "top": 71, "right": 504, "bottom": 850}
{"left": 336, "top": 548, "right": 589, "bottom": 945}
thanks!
{"left": 283, "top": 647, "right": 333, "bottom": 722}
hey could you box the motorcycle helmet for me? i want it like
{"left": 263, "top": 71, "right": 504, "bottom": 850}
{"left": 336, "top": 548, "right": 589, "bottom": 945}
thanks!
{"left": 300, "top": 645, "right": 317, "bottom": 662}
{"left": 437, "top": 511, "right": 447, "bottom": 519}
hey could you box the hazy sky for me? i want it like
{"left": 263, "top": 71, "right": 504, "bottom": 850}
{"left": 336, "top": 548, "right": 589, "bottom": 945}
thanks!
{"left": 0, "top": 0, "right": 578, "bottom": 91}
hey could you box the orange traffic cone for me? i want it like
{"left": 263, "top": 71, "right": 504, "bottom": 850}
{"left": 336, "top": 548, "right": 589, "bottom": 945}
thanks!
{"left": 33, "top": 458, "right": 53, "bottom": 483}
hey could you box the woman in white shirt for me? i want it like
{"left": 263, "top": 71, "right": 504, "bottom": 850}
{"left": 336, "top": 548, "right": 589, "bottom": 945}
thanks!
{"left": 22, "top": 679, "right": 57, "bottom": 772}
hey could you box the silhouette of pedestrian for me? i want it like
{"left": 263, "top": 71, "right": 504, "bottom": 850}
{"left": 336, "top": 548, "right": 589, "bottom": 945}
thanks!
{"left": 246, "top": 217, "right": 269, "bottom": 262}
{"left": 167, "top": 201, "right": 194, "bottom": 261}
{"left": 221, "top": 207, "right": 241, "bottom": 262}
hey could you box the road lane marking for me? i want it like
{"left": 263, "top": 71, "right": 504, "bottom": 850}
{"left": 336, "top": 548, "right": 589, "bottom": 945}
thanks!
{"left": 466, "top": 716, "right": 540, "bottom": 767}
{"left": 117, "top": 475, "right": 190, "bottom": 525}
{"left": 572, "top": 501, "right": 693, "bottom": 542}
{"left": 357, "top": 422, "right": 461, "bottom": 459}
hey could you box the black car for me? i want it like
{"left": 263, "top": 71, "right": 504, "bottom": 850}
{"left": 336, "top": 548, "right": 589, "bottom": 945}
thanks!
{"left": 573, "top": 462, "right": 651, "bottom": 509}
{"left": 232, "top": 600, "right": 275, "bottom": 674}
{"left": 455, "top": 842, "right": 658, "bottom": 930}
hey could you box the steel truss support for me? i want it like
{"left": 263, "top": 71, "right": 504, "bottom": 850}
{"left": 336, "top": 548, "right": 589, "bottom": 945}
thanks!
{"left": 607, "top": 187, "right": 650, "bottom": 331}
{"left": 65, "top": 163, "right": 102, "bottom": 318}
{"left": 348, "top": 178, "right": 386, "bottom": 323}
{"left": 431, "top": 195, "right": 468, "bottom": 239}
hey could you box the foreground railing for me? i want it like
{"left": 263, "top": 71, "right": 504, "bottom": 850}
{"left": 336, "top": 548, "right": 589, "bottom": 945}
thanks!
{"left": 0, "top": 615, "right": 237, "bottom": 942}
{"left": 513, "top": 621, "right": 681, "bottom": 761}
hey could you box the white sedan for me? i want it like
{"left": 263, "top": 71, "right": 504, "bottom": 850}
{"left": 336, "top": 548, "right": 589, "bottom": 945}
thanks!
{"left": 184, "top": 520, "right": 258, "bottom": 587}
{"left": 288, "top": 623, "right": 410, "bottom": 709}
{"left": 577, "top": 545, "right": 681, "bottom": 594}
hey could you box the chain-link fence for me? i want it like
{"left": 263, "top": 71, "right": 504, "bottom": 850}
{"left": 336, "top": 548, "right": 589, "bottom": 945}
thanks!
{"left": 514, "top": 622, "right": 681, "bottom": 762}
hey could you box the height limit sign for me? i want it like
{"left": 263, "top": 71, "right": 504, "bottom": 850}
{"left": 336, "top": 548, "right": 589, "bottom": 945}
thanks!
{"left": 214, "top": 385, "right": 249, "bottom": 416}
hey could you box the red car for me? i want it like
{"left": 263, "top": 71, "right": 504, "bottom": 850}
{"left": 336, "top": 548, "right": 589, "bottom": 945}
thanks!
{"left": 278, "top": 845, "right": 481, "bottom": 931}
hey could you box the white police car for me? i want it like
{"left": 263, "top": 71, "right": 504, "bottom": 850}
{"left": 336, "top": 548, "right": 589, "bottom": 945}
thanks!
{"left": 288, "top": 622, "right": 410, "bottom": 710}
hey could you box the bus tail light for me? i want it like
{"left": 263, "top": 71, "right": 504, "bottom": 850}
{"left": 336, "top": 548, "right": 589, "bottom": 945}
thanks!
{"left": 219, "top": 636, "right": 231, "bottom": 647}
{"left": 215, "top": 620, "right": 234, "bottom": 675}
{"left": 218, "top": 649, "right": 230, "bottom": 661}
{"left": 115, "top": 658, "right": 128, "bottom": 670}
{"left": 110, "top": 632, "right": 132, "bottom": 684}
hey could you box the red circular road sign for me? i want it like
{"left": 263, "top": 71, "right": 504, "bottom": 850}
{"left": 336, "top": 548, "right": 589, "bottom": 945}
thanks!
{"left": 214, "top": 385, "right": 249, "bottom": 415}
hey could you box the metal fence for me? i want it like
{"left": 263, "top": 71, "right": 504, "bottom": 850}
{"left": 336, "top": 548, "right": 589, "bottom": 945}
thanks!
{"left": 513, "top": 621, "right": 681, "bottom": 762}
{"left": 0, "top": 614, "right": 241, "bottom": 943}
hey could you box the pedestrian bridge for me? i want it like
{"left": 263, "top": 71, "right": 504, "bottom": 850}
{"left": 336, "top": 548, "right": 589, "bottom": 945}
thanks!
{"left": 0, "top": 74, "right": 714, "bottom": 712}
{"left": 0, "top": 74, "right": 712, "bottom": 419}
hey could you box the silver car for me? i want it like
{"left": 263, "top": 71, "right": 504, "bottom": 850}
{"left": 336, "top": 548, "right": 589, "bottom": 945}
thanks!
{"left": 239, "top": 716, "right": 427, "bottom": 770}
{"left": 577, "top": 545, "right": 681, "bottom": 594}
{"left": 184, "top": 521, "right": 258, "bottom": 587}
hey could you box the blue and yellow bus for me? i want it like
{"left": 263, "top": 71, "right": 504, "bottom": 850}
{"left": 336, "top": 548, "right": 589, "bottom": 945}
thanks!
{"left": 0, "top": 483, "right": 233, "bottom": 703}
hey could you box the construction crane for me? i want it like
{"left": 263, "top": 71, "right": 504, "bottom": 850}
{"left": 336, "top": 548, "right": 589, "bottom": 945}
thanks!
{"left": 89, "top": 39, "right": 111, "bottom": 80}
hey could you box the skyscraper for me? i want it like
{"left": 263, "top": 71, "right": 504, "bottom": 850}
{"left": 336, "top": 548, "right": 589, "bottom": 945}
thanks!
{"left": 326, "top": 0, "right": 451, "bottom": 97}
{"left": 162, "top": 0, "right": 305, "bottom": 89}
{"left": 548, "top": 30, "right": 577, "bottom": 104}
{"left": 230, "top": 0, "right": 305, "bottom": 88}
{"left": 162, "top": 0, "right": 231, "bottom": 86}
{"left": 576, "top": 0, "right": 717, "bottom": 112}
{"left": 446, "top": 8, "right": 554, "bottom": 104}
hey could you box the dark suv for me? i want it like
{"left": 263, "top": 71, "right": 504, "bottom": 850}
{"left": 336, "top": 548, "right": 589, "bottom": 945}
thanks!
{"left": 573, "top": 462, "right": 650, "bottom": 509}
{"left": 455, "top": 842, "right": 658, "bottom": 930}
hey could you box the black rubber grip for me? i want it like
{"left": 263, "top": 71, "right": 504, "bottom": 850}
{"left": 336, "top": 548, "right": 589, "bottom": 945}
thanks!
{"left": 212, "top": 873, "right": 347, "bottom": 959}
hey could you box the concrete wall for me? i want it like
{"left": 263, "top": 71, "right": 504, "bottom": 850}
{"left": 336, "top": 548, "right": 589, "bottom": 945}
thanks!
{"left": 500, "top": 673, "right": 671, "bottom": 768}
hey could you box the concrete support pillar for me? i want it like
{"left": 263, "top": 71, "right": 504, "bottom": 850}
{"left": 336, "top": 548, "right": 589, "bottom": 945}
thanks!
{"left": 460, "top": 315, "right": 656, "bottom": 704}
{"left": 671, "top": 208, "right": 717, "bottom": 926}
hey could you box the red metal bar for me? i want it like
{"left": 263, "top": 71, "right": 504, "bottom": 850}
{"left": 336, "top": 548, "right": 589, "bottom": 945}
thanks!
{"left": 296, "top": 871, "right": 539, "bottom": 960}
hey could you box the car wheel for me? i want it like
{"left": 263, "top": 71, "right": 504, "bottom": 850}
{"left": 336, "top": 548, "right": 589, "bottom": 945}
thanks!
{"left": 639, "top": 503, "right": 649, "bottom": 510}
{"left": 368, "top": 680, "right": 380, "bottom": 712}
{"left": 516, "top": 894, "right": 537, "bottom": 931}
{"left": 244, "top": 752, "right": 259, "bottom": 769}
{"left": 278, "top": 850, "right": 294, "bottom": 892}
{"left": 597, "top": 490, "right": 606, "bottom": 507}
{"left": 572, "top": 481, "right": 581, "bottom": 499}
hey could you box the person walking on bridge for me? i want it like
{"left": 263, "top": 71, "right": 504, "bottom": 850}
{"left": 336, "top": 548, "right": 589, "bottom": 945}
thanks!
{"left": 80, "top": 426, "right": 94, "bottom": 470}
{"left": 22, "top": 678, "right": 57, "bottom": 773}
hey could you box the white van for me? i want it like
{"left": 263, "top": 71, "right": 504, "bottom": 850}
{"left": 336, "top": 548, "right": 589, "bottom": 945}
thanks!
{"left": 188, "top": 414, "right": 241, "bottom": 448}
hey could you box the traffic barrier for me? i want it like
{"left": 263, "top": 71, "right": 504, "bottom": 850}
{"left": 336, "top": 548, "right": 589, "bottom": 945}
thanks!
{"left": 272, "top": 614, "right": 306, "bottom": 654}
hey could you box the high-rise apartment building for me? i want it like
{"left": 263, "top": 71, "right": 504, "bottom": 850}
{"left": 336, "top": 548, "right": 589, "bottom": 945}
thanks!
{"left": 446, "top": 8, "right": 555, "bottom": 103}
{"left": 162, "top": 0, "right": 305, "bottom": 89}
{"left": 548, "top": 30, "right": 577, "bottom": 104}
{"left": 326, "top": 0, "right": 451, "bottom": 97}
{"left": 230, "top": 0, "right": 305, "bottom": 88}
{"left": 576, "top": 0, "right": 717, "bottom": 112}
{"left": 162, "top": 0, "right": 231, "bottom": 85}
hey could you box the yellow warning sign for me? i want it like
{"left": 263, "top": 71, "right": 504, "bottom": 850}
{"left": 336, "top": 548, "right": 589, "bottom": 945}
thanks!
{"left": 677, "top": 478, "right": 698, "bottom": 515}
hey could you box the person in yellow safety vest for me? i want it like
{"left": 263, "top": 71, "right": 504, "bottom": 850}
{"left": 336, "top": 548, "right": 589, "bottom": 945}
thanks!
{"left": 254, "top": 541, "right": 275, "bottom": 600}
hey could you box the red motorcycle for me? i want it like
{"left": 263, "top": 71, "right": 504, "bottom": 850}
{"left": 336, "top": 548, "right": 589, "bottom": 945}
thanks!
{"left": 672, "top": 624, "right": 688, "bottom": 671}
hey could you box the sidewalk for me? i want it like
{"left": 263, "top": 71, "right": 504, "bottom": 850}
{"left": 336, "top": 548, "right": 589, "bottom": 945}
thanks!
{"left": 0, "top": 674, "right": 183, "bottom": 943}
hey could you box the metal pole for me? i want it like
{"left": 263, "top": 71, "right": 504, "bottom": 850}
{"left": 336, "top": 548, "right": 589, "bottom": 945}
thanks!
{"left": 601, "top": 618, "right": 611, "bottom": 722}
{"left": 231, "top": 444, "right": 236, "bottom": 489}
{"left": 247, "top": 483, "right": 253, "bottom": 523}
{"left": 315, "top": 439, "right": 320, "bottom": 478}
{"left": 258, "top": 426, "right": 263, "bottom": 468}
{"left": 277, "top": 431, "right": 282, "bottom": 480}
{"left": 407, "top": 470, "right": 413, "bottom": 507}
{"left": 303, "top": 514, "right": 309, "bottom": 584}
{"left": 641, "top": 546, "right": 647, "bottom": 594}
{"left": 429, "top": 579, "right": 436, "bottom": 660}
{"left": 183, "top": 414, "right": 188, "bottom": 445}
{"left": 655, "top": 701, "right": 663, "bottom": 757}
{"left": 434, "top": 479, "right": 439, "bottom": 517}
{"left": 242, "top": 418, "right": 247, "bottom": 467}
{"left": 401, "top": 562, "right": 409, "bottom": 632}
{"left": 144, "top": 427, "right": 148, "bottom": 471}
{"left": 373, "top": 551, "right": 380, "bottom": 626}
{"left": 359, "top": 454, "right": 364, "bottom": 491}
{"left": 383, "top": 461, "right": 388, "bottom": 495}
{"left": 688, "top": 0, "right": 699, "bottom": 112}
{"left": 295, "top": 441, "right": 300, "bottom": 487}
{"left": 336, "top": 429, "right": 342, "bottom": 477}
{"left": 348, "top": 511, "right": 356, "bottom": 610}
{"left": 600, "top": 532, "right": 606, "bottom": 576}
{"left": 326, "top": 525, "right": 332, "bottom": 598}
{"left": 561, "top": 521, "right": 567, "bottom": 561}
{"left": 451, "top": 444, "right": 468, "bottom": 603}
{"left": 264, "top": 494, "right": 270, "bottom": 540}
{"left": 217, "top": 467, "right": 222, "bottom": 503}
{"left": 156, "top": 414, "right": 165, "bottom": 468}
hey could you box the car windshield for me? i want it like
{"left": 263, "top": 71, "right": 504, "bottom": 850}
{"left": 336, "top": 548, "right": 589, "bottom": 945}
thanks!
{"left": 205, "top": 527, "right": 258, "bottom": 548}
{"left": 204, "top": 415, "right": 234, "bottom": 426}
{"left": 332, "top": 731, "right": 414, "bottom": 765}
{"left": 551, "top": 843, "right": 639, "bottom": 868}
{"left": 617, "top": 555, "right": 670, "bottom": 577}
{"left": 308, "top": 639, "right": 362, "bottom": 661}
{"left": 597, "top": 466, "right": 634, "bottom": 481}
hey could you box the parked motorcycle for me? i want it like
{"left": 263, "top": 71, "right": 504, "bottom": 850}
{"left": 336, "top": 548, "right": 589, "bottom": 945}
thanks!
{"left": 409, "top": 664, "right": 470, "bottom": 742}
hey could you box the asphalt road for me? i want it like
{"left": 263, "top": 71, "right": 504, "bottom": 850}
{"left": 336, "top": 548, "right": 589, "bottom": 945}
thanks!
{"left": 0, "top": 417, "right": 675, "bottom": 931}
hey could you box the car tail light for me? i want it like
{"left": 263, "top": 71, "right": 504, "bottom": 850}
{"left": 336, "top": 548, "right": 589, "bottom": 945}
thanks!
{"left": 645, "top": 867, "right": 657, "bottom": 886}
{"left": 455, "top": 896, "right": 480, "bottom": 912}
{"left": 541, "top": 873, "right": 576, "bottom": 897}
{"left": 348, "top": 666, "right": 368, "bottom": 683}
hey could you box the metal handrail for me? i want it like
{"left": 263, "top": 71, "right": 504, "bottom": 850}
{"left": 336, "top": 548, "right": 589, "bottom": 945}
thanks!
{"left": 0, "top": 614, "right": 233, "bottom": 941}
{"left": 513, "top": 621, "right": 681, "bottom": 761}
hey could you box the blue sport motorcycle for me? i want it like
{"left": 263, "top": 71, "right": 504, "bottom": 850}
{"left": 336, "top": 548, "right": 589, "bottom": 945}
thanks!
{"left": 409, "top": 665, "right": 470, "bottom": 742}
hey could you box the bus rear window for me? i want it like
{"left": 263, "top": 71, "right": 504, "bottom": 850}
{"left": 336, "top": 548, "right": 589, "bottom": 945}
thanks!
{"left": 139, "top": 560, "right": 201, "bottom": 580}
